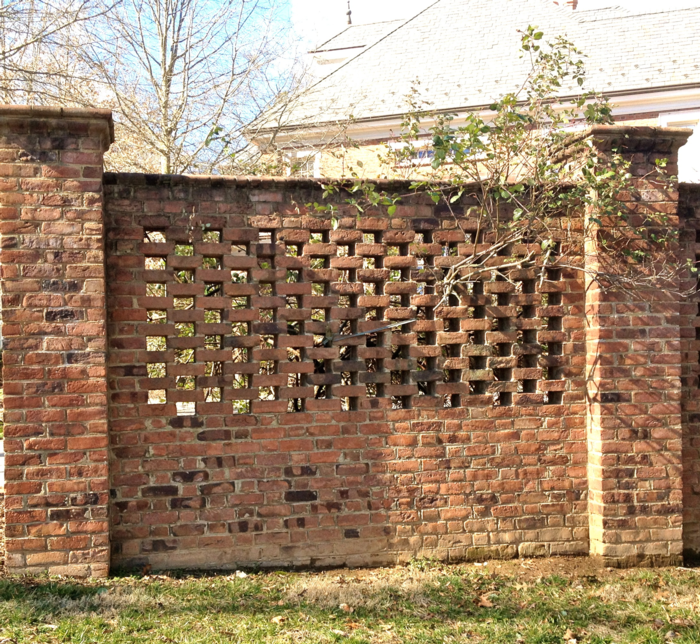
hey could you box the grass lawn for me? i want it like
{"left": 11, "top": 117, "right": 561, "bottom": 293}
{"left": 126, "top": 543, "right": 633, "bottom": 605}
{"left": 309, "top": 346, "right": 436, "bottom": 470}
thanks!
{"left": 0, "top": 549, "right": 699, "bottom": 644}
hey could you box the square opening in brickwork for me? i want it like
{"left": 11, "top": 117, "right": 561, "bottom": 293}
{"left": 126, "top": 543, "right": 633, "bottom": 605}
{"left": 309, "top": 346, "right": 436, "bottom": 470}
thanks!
{"left": 233, "top": 373, "right": 249, "bottom": 389}
{"left": 546, "top": 391, "right": 563, "bottom": 405}
{"left": 259, "top": 230, "right": 274, "bottom": 243}
{"left": 176, "top": 322, "right": 194, "bottom": 337}
{"left": 311, "top": 309, "right": 326, "bottom": 322}
{"left": 260, "top": 309, "right": 274, "bottom": 323}
{"left": 204, "top": 387, "right": 222, "bottom": 403}
{"left": 176, "top": 376, "right": 195, "bottom": 390}
{"left": 144, "top": 230, "right": 166, "bottom": 243}
{"left": 204, "top": 310, "right": 222, "bottom": 323}
{"left": 146, "top": 283, "right": 167, "bottom": 297}
{"left": 363, "top": 233, "right": 376, "bottom": 244}
{"left": 175, "top": 244, "right": 194, "bottom": 257}
{"left": 231, "top": 322, "right": 249, "bottom": 337}
{"left": 311, "top": 283, "right": 326, "bottom": 296}
{"left": 176, "top": 402, "right": 196, "bottom": 416}
{"left": 286, "top": 270, "right": 300, "bottom": 283}
{"left": 337, "top": 244, "right": 349, "bottom": 258}
{"left": 202, "top": 229, "right": 222, "bottom": 243}
{"left": 148, "top": 389, "right": 167, "bottom": 404}
{"left": 366, "top": 331, "right": 380, "bottom": 348}
{"left": 175, "top": 297, "right": 194, "bottom": 310}
{"left": 231, "top": 270, "right": 248, "bottom": 283}
{"left": 175, "top": 269, "right": 194, "bottom": 284}
{"left": 286, "top": 244, "right": 301, "bottom": 257}
{"left": 258, "top": 257, "right": 272, "bottom": 269}
{"left": 147, "top": 310, "right": 166, "bottom": 324}
{"left": 442, "top": 242, "right": 459, "bottom": 257}
{"left": 363, "top": 257, "right": 376, "bottom": 269}
{"left": 202, "top": 256, "right": 222, "bottom": 269}
{"left": 287, "top": 348, "right": 301, "bottom": 362}
{"left": 145, "top": 257, "right": 166, "bottom": 270}
{"left": 204, "top": 282, "right": 222, "bottom": 297}
{"left": 146, "top": 336, "right": 167, "bottom": 351}
{"left": 313, "top": 334, "right": 326, "bottom": 348}
{"left": 205, "top": 361, "right": 223, "bottom": 376}
{"left": 233, "top": 400, "right": 251, "bottom": 414}
{"left": 310, "top": 232, "right": 324, "bottom": 244}
{"left": 260, "top": 283, "right": 273, "bottom": 296}
{"left": 205, "top": 335, "right": 222, "bottom": 350}
{"left": 386, "top": 245, "right": 400, "bottom": 256}
{"left": 259, "top": 386, "right": 276, "bottom": 401}
{"left": 259, "top": 360, "right": 275, "bottom": 375}
{"left": 363, "top": 283, "right": 376, "bottom": 295}
{"left": 175, "top": 348, "right": 195, "bottom": 364}
{"left": 310, "top": 257, "right": 326, "bottom": 269}
{"left": 288, "top": 399, "right": 303, "bottom": 413}
{"left": 286, "top": 296, "right": 299, "bottom": 309}
{"left": 232, "top": 347, "right": 248, "bottom": 363}
{"left": 147, "top": 363, "right": 166, "bottom": 378}
{"left": 232, "top": 243, "right": 248, "bottom": 256}
{"left": 232, "top": 296, "right": 248, "bottom": 310}
{"left": 338, "top": 296, "right": 351, "bottom": 308}
{"left": 287, "top": 321, "right": 301, "bottom": 336}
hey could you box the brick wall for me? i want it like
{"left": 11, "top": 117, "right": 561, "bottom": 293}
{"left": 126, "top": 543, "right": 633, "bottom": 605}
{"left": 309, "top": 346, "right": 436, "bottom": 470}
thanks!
{"left": 0, "top": 107, "right": 113, "bottom": 576}
{"left": 585, "top": 128, "right": 689, "bottom": 567}
{"left": 680, "top": 184, "right": 700, "bottom": 557}
{"left": 104, "top": 174, "right": 589, "bottom": 570}
{"left": 0, "top": 110, "right": 697, "bottom": 577}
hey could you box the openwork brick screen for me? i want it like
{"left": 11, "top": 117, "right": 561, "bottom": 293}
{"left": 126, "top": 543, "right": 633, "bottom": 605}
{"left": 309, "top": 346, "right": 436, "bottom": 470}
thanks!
{"left": 1, "top": 110, "right": 697, "bottom": 576}
{"left": 104, "top": 174, "right": 588, "bottom": 568}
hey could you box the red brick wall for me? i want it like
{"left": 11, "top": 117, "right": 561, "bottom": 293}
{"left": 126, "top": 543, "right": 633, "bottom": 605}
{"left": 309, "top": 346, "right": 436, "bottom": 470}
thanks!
{"left": 0, "top": 107, "right": 113, "bottom": 576}
{"left": 103, "top": 174, "right": 589, "bottom": 570}
{"left": 0, "top": 111, "right": 697, "bottom": 576}
{"left": 680, "top": 184, "right": 700, "bottom": 558}
{"left": 585, "top": 128, "right": 689, "bottom": 567}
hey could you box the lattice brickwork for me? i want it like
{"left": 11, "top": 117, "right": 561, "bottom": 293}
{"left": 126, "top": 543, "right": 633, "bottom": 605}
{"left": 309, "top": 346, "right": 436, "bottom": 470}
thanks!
{"left": 111, "top": 212, "right": 579, "bottom": 418}
{"left": 104, "top": 176, "right": 590, "bottom": 568}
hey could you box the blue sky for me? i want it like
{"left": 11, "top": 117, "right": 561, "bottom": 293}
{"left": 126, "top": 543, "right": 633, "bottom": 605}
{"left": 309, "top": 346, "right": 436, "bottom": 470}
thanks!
{"left": 291, "top": 0, "right": 700, "bottom": 48}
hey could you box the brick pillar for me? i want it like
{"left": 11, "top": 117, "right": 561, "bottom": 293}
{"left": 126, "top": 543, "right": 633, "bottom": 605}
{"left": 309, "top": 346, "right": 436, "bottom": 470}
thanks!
{"left": 0, "top": 106, "right": 113, "bottom": 577}
{"left": 585, "top": 126, "right": 691, "bottom": 567}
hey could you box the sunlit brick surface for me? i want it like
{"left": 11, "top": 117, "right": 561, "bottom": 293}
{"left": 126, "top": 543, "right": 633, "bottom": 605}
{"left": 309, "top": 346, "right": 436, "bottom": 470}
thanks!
{"left": 104, "top": 175, "right": 590, "bottom": 569}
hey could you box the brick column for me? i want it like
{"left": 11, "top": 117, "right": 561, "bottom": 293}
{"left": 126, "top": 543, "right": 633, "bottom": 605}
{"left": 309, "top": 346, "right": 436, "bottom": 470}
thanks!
{"left": 585, "top": 126, "right": 691, "bottom": 567}
{"left": 0, "top": 106, "right": 113, "bottom": 577}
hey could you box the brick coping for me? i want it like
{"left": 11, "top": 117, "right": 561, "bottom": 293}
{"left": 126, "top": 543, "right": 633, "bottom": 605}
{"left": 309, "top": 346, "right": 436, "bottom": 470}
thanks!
{"left": 0, "top": 105, "right": 114, "bottom": 142}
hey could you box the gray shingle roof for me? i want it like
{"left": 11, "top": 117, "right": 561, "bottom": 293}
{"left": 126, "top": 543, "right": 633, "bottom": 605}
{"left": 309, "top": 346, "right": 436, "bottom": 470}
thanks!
{"left": 279, "top": 0, "right": 700, "bottom": 129}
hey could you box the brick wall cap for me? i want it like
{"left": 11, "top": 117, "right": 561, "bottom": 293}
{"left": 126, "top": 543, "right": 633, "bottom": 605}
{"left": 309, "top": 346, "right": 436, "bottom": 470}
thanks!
{"left": 0, "top": 105, "right": 114, "bottom": 144}
{"left": 103, "top": 172, "right": 470, "bottom": 191}
{"left": 586, "top": 125, "right": 693, "bottom": 140}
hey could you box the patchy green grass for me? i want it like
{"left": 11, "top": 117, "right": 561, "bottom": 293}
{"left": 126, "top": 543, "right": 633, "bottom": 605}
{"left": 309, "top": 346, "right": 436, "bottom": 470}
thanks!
{"left": 0, "top": 560, "right": 698, "bottom": 643}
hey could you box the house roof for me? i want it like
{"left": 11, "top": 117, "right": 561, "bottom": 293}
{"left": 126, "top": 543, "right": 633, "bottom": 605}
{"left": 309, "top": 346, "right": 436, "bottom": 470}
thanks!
{"left": 273, "top": 0, "right": 700, "bottom": 132}
{"left": 311, "top": 20, "right": 405, "bottom": 53}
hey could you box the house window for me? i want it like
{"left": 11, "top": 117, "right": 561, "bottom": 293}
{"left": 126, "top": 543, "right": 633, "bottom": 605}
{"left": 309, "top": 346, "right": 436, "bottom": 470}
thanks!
{"left": 287, "top": 151, "right": 320, "bottom": 178}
